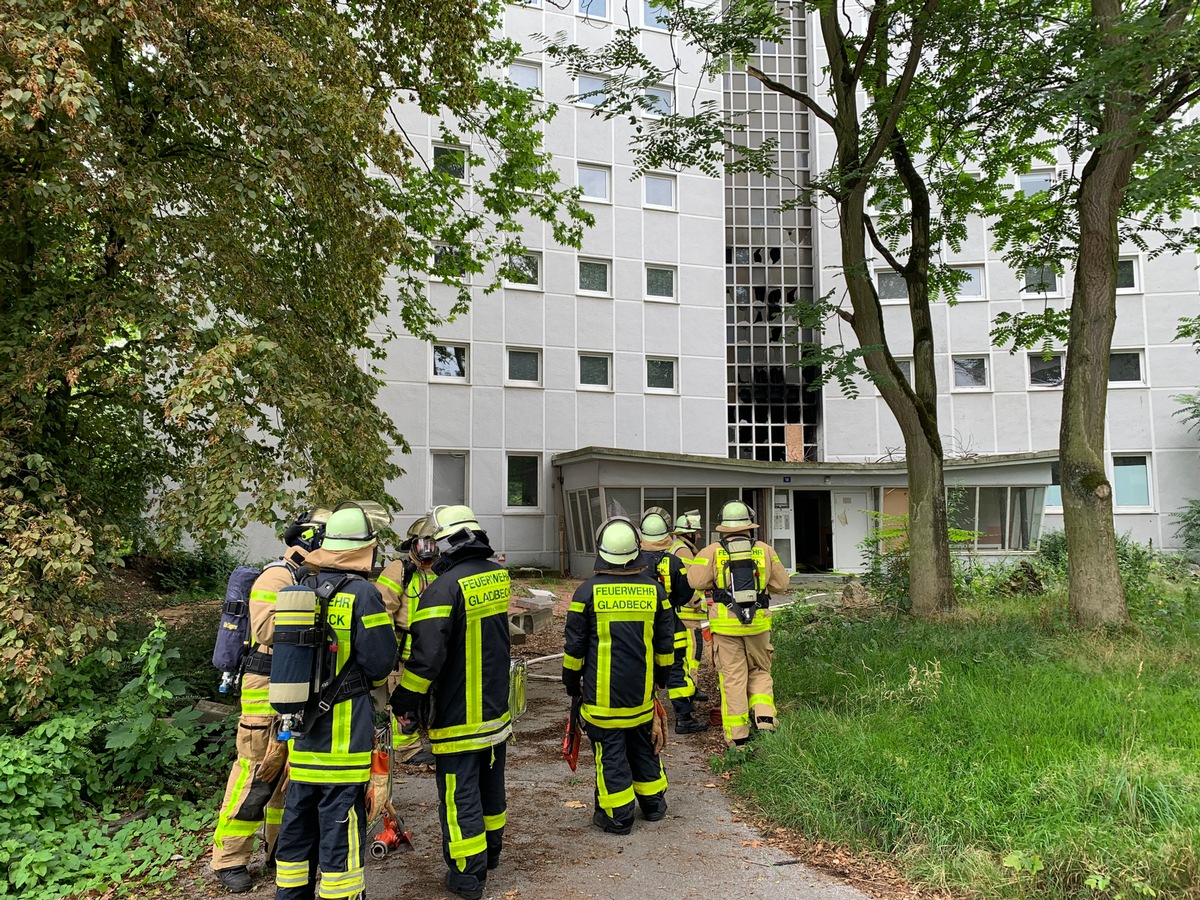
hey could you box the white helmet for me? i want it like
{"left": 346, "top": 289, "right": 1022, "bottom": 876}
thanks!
{"left": 639, "top": 511, "right": 671, "bottom": 541}
{"left": 595, "top": 517, "right": 640, "bottom": 566}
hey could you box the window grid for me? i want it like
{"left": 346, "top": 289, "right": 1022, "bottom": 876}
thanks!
{"left": 723, "top": 9, "right": 818, "bottom": 462}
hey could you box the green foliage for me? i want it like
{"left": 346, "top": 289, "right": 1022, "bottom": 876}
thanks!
{"left": 747, "top": 605, "right": 1200, "bottom": 899}
{"left": 0, "top": 444, "right": 122, "bottom": 721}
{"left": 0, "top": 621, "right": 229, "bottom": 898}
{"left": 857, "top": 511, "right": 977, "bottom": 611}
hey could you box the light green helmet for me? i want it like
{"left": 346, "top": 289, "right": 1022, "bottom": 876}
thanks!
{"left": 430, "top": 504, "right": 481, "bottom": 540}
{"left": 716, "top": 500, "right": 757, "bottom": 532}
{"left": 673, "top": 510, "right": 701, "bottom": 532}
{"left": 640, "top": 511, "right": 670, "bottom": 541}
{"left": 322, "top": 501, "right": 378, "bottom": 551}
{"left": 596, "top": 516, "right": 640, "bottom": 565}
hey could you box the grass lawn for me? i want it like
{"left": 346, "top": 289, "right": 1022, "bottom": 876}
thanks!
{"left": 733, "top": 592, "right": 1200, "bottom": 898}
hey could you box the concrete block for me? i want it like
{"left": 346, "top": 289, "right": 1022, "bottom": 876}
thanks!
{"left": 511, "top": 607, "right": 554, "bottom": 635}
{"left": 512, "top": 595, "right": 555, "bottom": 611}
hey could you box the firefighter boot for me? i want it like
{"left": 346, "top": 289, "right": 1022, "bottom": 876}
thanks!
{"left": 444, "top": 870, "right": 484, "bottom": 900}
{"left": 214, "top": 865, "right": 252, "bottom": 893}
{"left": 639, "top": 793, "right": 668, "bottom": 822}
{"left": 675, "top": 714, "right": 708, "bottom": 735}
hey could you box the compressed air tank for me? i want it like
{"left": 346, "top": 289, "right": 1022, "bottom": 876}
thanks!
{"left": 269, "top": 583, "right": 320, "bottom": 739}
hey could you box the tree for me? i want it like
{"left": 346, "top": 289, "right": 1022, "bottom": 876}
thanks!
{"left": 0, "top": 0, "right": 589, "bottom": 718}
{"left": 546, "top": 0, "right": 1045, "bottom": 615}
{"left": 987, "top": 1, "right": 1200, "bottom": 628}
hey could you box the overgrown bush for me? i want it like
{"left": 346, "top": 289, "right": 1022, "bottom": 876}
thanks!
{"left": 0, "top": 621, "right": 230, "bottom": 899}
{"left": 0, "top": 444, "right": 123, "bottom": 722}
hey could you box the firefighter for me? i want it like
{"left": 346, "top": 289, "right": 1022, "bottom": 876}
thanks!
{"left": 686, "top": 501, "right": 789, "bottom": 749}
{"left": 273, "top": 502, "right": 398, "bottom": 900}
{"left": 563, "top": 516, "right": 676, "bottom": 834}
{"left": 389, "top": 505, "right": 510, "bottom": 900}
{"left": 669, "top": 511, "right": 709, "bottom": 704}
{"left": 210, "top": 510, "right": 326, "bottom": 894}
{"left": 639, "top": 510, "right": 707, "bottom": 734}
{"left": 375, "top": 516, "right": 438, "bottom": 766}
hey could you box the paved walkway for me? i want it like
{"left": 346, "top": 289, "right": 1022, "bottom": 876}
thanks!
{"left": 208, "top": 674, "right": 867, "bottom": 900}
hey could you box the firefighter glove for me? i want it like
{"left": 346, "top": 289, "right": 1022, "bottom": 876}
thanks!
{"left": 562, "top": 670, "right": 582, "bottom": 697}
{"left": 651, "top": 698, "right": 668, "bottom": 754}
{"left": 389, "top": 685, "right": 423, "bottom": 727}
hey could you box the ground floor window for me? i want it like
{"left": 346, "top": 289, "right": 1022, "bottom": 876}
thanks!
{"left": 947, "top": 485, "right": 1045, "bottom": 551}
{"left": 431, "top": 451, "right": 467, "bottom": 507}
{"left": 506, "top": 455, "right": 541, "bottom": 509}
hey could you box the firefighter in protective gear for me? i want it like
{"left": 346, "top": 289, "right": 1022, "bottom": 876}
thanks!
{"left": 639, "top": 510, "right": 707, "bottom": 735}
{"left": 273, "top": 502, "right": 398, "bottom": 900}
{"left": 669, "top": 510, "right": 709, "bottom": 704}
{"left": 388, "top": 505, "right": 510, "bottom": 900}
{"left": 211, "top": 510, "right": 326, "bottom": 894}
{"left": 375, "top": 516, "right": 438, "bottom": 766}
{"left": 686, "top": 501, "right": 789, "bottom": 748}
{"left": 564, "top": 517, "right": 676, "bottom": 834}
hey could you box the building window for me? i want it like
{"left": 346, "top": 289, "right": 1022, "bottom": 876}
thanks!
{"left": 433, "top": 145, "right": 466, "bottom": 180}
{"left": 579, "top": 353, "right": 612, "bottom": 389}
{"left": 644, "top": 86, "right": 673, "bottom": 116}
{"left": 506, "top": 252, "right": 541, "bottom": 288}
{"left": 644, "top": 0, "right": 668, "bottom": 28}
{"left": 508, "top": 62, "right": 541, "bottom": 92}
{"left": 952, "top": 265, "right": 984, "bottom": 299}
{"left": 432, "top": 344, "right": 469, "bottom": 380}
{"left": 577, "top": 164, "right": 610, "bottom": 201}
{"left": 644, "top": 174, "right": 676, "bottom": 209}
{"left": 894, "top": 358, "right": 913, "bottom": 386}
{"left": 876, "top": 270, "right": 907, "bottom": 302}
{"left": 646, "top": 265, "right": 675, "bottom": 300}
{"left": 947, "top": 485, "right": 1046, "bottom": 551}
{"left": 1029, "top": 352, "right": 1063, "bottom": 387}
{"left": 431, "top": 451, "right": 467, "bottom": 506}
{"left": 1019, "top": 171, "right": 1054, "bottom": 195}
{"left": 952, "top": 356, "right": 988, "bottom": 389}
{"left": 578, "top": 0, "right": 608, "bottom": 17}
{"left": 1109, "top": 351, "right": 1143, "bottom": 384}
{"left": 1113, "top": 455, "right": 1150, "bottom": 508}
{"left": 576, "top": 74, "right": 607, "bottom": 106}
{"left": 506, "top": 455, "right": 541, "bottom": 508}
{"left": 432, "top": 244, "right": 469, "bottom": 281}
{"left": 578, "top": 258, "right": 611, "bottom": 295}
{"left": 1045, "top": 461, "right": 1062, "bottom": 509}
{"left": 646, "top": 357, "right": 677, "bottom": 392}
{"left": 1024, "top": 263, "right": 1059, "bottom": 294}
{"left": 506, "top": 348, "right": 541, "bottom": 385}
{"left": 1117, "top": 257, "right": 1139, "bottom": 291}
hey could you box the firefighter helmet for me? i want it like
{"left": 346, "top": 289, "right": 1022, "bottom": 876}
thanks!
{"left": 595, "top": 517, "right": 640, "bottom": 566}
{"left": 431, "top": 504, "right": 481, "bottom": 540}
{"left": 322, "top": 502, "right": 378, "bottom": 551}
{"left": 639, "top": 511, "right": 671, "bottom": 541}
{"left": 716, "top": 500, "right": 757, "bottom": 533}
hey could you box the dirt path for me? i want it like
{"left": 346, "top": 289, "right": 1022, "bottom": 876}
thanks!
{"left": 199, "top": 670, "right": 867, "bottom": 900}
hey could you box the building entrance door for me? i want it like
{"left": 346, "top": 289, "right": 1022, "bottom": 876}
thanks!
{"left": 831, "top": 490, "right": 872, "bottom": 572}
{"left": 792, "top": 490, "right": 833, "bottom": 572}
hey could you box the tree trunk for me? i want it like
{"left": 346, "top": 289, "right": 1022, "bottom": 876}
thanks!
{"left": 905, "top": 430, "right": 955, "bottom": 616}
{"left": 1061, "top": 154, "right": 1131, "bottom": 628}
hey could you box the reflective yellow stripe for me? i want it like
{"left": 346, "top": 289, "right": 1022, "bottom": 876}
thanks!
{"left": 594, "top": 741, "right": 635, "bottom": 812}
{"left": 289, "top": 766, "right": 371, "bottom": 784}
{"left": 466, "top": 614, "right": 483, "bottom": 727}
{"left": 484, "top": 811, "right": 506, "bottom": 831}
{"left": 411, "top": 604, "right": 452, "bottom": 623}
{"left": 289, "top": 750, "right": 371, "bottom": 768}
{"left": 597, "top": 615, "right": 612, "bottom": 710}
{"left": 241, "top": 688, "right": 272, "bottom": 716}
{"left": 581, "top": 705, "right": 654, "bottom": 729}
{"left": 654, "top": 652, "right": 673, "bottom": 666}
{"left": 251, "top": 589, "right": 278, "bottom": 603}
{"left": 692, "top": 556, "right": 708, "bottom": 565}
{"left": 362, "top": 612, "right": 391, "bottom": 629}
{"left": 569, "top": 601, "right": 586, "bottom": 613}
{"left": 219, "top": 816, "right": 261, "bottom": 837}
{"left": 265, "top": 806, "right": 284, "bottom": 825}
{"left": 400, "top": 669, "right": 431, "bottom": 692}
{"left": 214, "top": 758, "right": 253, "bottom": 849}
{"left": 430, "top": 727, "right": 513, "bottom": 755}
{"left": 377, "top": 575, "right": 403, "bottom": 593}
{"left": 276, "top": 859, "right": 310, "bottom": 888}
{"left": 429, "top": 714, "right": 511, "bottom": 742}
{"left": 749, "top": 692, "right": 775, "bottom": 713}
{"left": 444, "top": 773, "right": 465, "bottom": 870}
{"left": 633, "top": 765, "right": 668, "bottom": 795}
{"left": 449, "top": 832, "right": 487, "bottom": 860}
{"left": 276, "top": 612, "right": 314, "bottom": 626}
{"left": 562, "top": 654, "right": 583, "bottom": 671}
